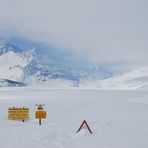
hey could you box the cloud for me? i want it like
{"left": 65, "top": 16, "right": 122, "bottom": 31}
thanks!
{"left": 0, "top": 0, "right": 148, "bottom": 67}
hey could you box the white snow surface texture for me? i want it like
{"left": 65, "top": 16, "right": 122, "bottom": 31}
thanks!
{"left": 0, "top": 88, "right": 148, "bottom": 148}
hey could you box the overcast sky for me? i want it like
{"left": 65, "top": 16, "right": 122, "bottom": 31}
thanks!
{"left": 0, "top": 0, "right": 148, "bottom": 68}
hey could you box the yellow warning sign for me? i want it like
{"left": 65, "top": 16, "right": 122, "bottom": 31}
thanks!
{"left": 8, "top": 107, "right": 29, "bottom": 121}
{"left": 35, "top": 111, "right": 46, "bottom": 119}
{"left": 37, "top": 104, "right": 43, "bottom": 110}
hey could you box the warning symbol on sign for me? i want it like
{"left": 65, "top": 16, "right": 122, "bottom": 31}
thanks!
{"left": 37, "top": 104, "right": 43, "bottom": 110}
{"left": 77, "top": 120, "right": 93, "bottom": 134}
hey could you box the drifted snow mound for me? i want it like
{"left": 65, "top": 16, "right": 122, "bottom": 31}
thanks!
{"left": 81, "top": 68, "right": 148, "bottom": 90}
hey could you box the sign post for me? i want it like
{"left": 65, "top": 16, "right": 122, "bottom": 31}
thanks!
{"left": 35, "top": 104, "right": 46, "bottom": 125}
{"left": 39, "top": 118, "right": 41, "bottom": 125}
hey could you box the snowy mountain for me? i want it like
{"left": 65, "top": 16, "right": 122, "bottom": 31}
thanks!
{"left": 0, "top": 41, "right": 21, "bottom": 55}
{"left": 82, "top": 68, "right": 148, "bottom": 89}
{"left": 0, "top": 49, "right": 34, "bottom": 82}
{"left": 0, "top": 40, "right": 113, "bottom": 87}
{"left": 2, "top": 39, "right": 148, "bottom": 89}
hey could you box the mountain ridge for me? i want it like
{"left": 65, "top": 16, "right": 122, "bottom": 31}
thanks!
{"left": 1, "top": 39, "right": 147, "bottom": 89}
{"left": 81, "top": 68, "right": 148, "bottom": 90}
{"left": 0, "top": 40, "right": 113, "bottom": 87}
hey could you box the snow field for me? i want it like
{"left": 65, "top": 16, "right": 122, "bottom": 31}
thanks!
{"left": 0, "top": 89, "right": 148, "bottom": 148}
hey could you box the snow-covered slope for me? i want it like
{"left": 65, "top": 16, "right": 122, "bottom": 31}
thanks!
{"left": 83, "top": 68, "right": 148, "bottom": 89}
{"left": 0, "top": 50, "right": 34, "bottom": 81}
{"left": 0, "top": 41, "right": 21, "bottom": 55}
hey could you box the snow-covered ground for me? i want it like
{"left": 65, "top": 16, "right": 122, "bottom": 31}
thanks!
{"left": 0, "top": 88, "right": 148, "bottom": 148}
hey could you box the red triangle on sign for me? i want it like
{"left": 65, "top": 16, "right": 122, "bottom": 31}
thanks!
{"left": 77, "top": 120, "right": 93, "bottom": 134}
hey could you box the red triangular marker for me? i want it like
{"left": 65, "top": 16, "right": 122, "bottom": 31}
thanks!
{"left": 77, "top": 120, "right": 93, "bottom": 134}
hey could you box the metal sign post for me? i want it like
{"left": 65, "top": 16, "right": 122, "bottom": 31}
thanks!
{"left": 39, "top": 118, "right": 41, "bottom": 125}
